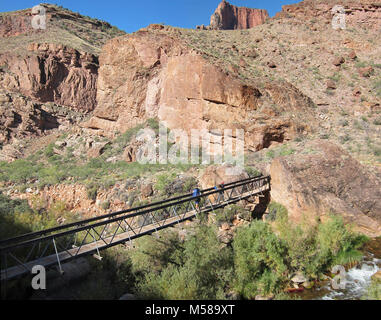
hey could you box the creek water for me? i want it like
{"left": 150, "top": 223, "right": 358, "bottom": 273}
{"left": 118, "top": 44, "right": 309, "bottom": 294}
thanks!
{"left": 293, "top": 238, "right": 381, "bottom": 300}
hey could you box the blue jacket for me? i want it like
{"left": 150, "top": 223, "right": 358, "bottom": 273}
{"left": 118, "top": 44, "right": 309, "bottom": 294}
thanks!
{"left": 192, "top": 188, "right": 201, "bottom": 197}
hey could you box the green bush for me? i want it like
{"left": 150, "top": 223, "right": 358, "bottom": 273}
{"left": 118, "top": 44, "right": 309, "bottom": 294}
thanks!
{"left": 0, "top": 193, "right": 33, "bottom": 240}
{"left": 363, "top": 281, "right": 381, "bottom": 300}
{"left": 245, "top": 166, "right": 261, "bottom": 177}
{"left": 0, "top": 159, "right": 40, "bottom": 183}
{"left": 101, "top": 201, "right": 110, "bottom": 210}
{"left": 215, "top": 205, "right": 247, "bottom": 224}
{"left": 276, "top": 212, "right": 323, "bottom": 277}
{"left": 233, "top": 221, "right": 288, "bottom": 298}
{"left": 373, "top": 117, "right": 381, "bottom": 125}
{"left": 44, "top": 143, "right": 55, "bottom": 158}
{"left": 182, "top": 177, "right": 198, "bottom": 193}
{"left": 130, "top": 229, "right": 183, "bottom": 275}
{"left": 267, "top": 202, "right": 287, "bottom": 222}
{"left": 275, "top": 213, "right": 368, "bottom": 278}
{"left": 0, "top": 193, "right": 78, "bottom": 241}
{"left": 86, "top": 185, "right": 98, "bottom": 201}
{"left": 134, "top": 226, "right": 234, "bottom": 300}
{"left": 317, "top": 215, "right": 368, "bottom": 267}
{"left": 154, "top": 172, "right": 177, "bottom": 195}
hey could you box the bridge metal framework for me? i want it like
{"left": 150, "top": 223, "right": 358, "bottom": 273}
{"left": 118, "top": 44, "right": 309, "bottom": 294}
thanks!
{"left": 0, "top": 175, "right": 270, "bottom": 282}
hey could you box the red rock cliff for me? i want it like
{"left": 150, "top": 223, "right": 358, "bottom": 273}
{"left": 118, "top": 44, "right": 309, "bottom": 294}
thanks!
{"left": 210, "top": 0, "right": 269, "bottom": 30}
{"left": 0, "top": 43, "right": 98, "bottom": 112}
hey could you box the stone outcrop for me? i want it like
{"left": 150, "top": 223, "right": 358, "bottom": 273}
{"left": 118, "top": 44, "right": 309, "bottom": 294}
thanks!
{"left": 0, "top": 90, "right": 83, "bottom": 147}
{"left": 270, "top": 140, "right": 381, "bottom": 237}
{"left": 0, "top": 4, "right": 126, "bottom": 147}
{"left": 84, "top": 28, "right": 316, "bottom": 152}
{"left": 275, "top": 0, "right": 381, "bottom": 31}
{"left": 0, "top": 43, "right": 98, "bottom": 112}
{"left": 0, "top": 8, "right": 38, "bottom": 38}
{"left": 210, "top": 0, "right": 269, "bottom": 30}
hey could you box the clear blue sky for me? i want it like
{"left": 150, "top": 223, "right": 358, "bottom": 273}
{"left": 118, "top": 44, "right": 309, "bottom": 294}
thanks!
{"left": 0, "top": 1, "right": 301, "bottom": 33}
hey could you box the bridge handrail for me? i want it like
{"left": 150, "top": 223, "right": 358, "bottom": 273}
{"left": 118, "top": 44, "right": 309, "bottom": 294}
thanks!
{"left": 0, "top": 174, "right": 262, "bottom": 246}
{"left": 0, "top": 175, "right": 270, "bottom": 251}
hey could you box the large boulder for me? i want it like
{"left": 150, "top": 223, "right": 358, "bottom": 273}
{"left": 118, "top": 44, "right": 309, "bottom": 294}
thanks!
{"left": 270, "top": 140, "right": 381, "bottom": 237}
{"left": 210, "top": 0, "right": 269, "bottom": 30}
{"left": 199, "top": 165, "right": 249, "bottom": 190}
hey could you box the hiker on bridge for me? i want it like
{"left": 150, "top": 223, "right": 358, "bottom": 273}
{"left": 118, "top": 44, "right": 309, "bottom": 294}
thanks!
{"left": 192, "top": 187, "right": 201, "bottom": 211}
{"left": 218, "top": 181, "right": 225, "bottom": 201}
{"left": 212, "top": 181, "right": 225, "bottom": 202}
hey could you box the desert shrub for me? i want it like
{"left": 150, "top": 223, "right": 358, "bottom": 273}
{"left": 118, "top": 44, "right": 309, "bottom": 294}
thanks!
{"left": 130, "top": 229, "right": 184, "bottom": 275}
{"left": 278, "top": 145, "right": 295, "bottom": 157}
{"left": 0, "top": 160, "right": 40, "bottom": 183}
{"left": 101, "top": 201, "right": 110, "bottom": 210}
{"left": 267, "top": 202, "right": 288, "bottom": 222}
{"left": 373, "top": 148, "right": 381, "bottom": 157}
{"left": 316, "top": 215, "right": 368, "bottom": 267}
{"left": 38, "top": 165, "right": 67, "bottom": 186}
{"left": 182, "top": 176, "right": 198, "bottom": 193}
{"left": 44, "top": 143, "right": 55, "bottom": 158}
{"left": 215, "top": 206, "right": 236, "bottom": 224}
{"left": 275, "top": 212, "right": 368, "bottom": 278}
{"left": 275, "top": 212, "right": 323, "bottom": 277}
{"left": 266, "top": 150, "right": 275, "bottom": 159}
{"left": 373, "top": 117, "right": 381, "bottom": 125}
{"left": 245, "top": 166, "right": 261, "bottom": 177}
{"left": 339, "top": 134, "right": 352, "bottom": 144}
{"left": 0, "top": 193, "right": 33, "bottom": 240}
{"left": 372, "top": 79, "right": 381, "bottom": 97}
{"left": 146, "top": 118, "right": 160, "bottom": 132}
{"left": 233, "top": 221, "right": 288, "bottom": 298}
{"left": 154, "top": 172, "right": 177, "bottom": 195}
{"left": 0, "top": 193, "right": 78, "bottom": 241}
{"left": 134, "top": 226, "right": 234, "bottom": 300}
{"left": 86, "top": 184, "right": 98, "bottom": 201}
{"left": 0, "top": 192, "right": 32, "bottom": 216}
{"left": 363, "top": 281, "right": 381, "bottom": 300}
{"left": 113, "top": 124, "right": 145, "bottom": 151}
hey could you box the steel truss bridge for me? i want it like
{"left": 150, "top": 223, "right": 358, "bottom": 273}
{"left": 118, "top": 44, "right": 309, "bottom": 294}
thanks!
{"left": 0, "top": 175, "right": 271, "bottom": 282}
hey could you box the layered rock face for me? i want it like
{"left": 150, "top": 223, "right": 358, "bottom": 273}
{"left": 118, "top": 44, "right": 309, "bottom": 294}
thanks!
{"left": 270, "top": 140, "right": 381, "bottom": 237}
{"left": 0, "top": 5, "right": 126, "bottom": 149}
{"left": 210, "top": 0, "right": 269, "bottom": 30}
{"left": 0, "top": 90, "right": 84, "bottom": 151}
{"left": 0, "top": 8, "right": 40, "bottom": 38}
{"left": 84, "top": 27, "right": 316, "bottom": 152}
{"left": 0, "top": 43, "right": 98, "bottom": 112}
{"left": 276, "top": 0, "right": 381, "bottom": 30}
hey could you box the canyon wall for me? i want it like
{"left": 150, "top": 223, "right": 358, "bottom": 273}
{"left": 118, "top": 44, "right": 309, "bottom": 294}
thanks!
{"left": 84, "top": 26, "right": 316, "bottom": 152}
{"left": 210, "top": 0, "right": 269, "bottom": 30}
